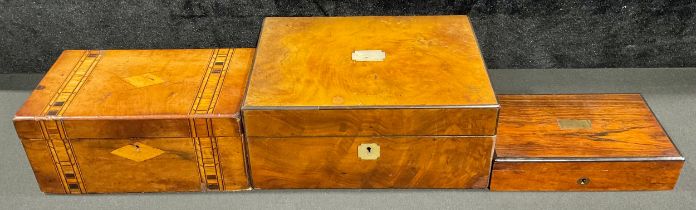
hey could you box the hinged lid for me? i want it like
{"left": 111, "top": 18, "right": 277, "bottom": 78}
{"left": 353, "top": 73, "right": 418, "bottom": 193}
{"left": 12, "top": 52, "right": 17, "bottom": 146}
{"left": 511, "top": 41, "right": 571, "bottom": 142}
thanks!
{"left": 14, "top": 49, "right": 254, "bottom": 139}
{"left": 243, "top": 16, "right": 498, "bottom": 137}
{"left": 496, "top": 94, "right": 683, "bottom": 162}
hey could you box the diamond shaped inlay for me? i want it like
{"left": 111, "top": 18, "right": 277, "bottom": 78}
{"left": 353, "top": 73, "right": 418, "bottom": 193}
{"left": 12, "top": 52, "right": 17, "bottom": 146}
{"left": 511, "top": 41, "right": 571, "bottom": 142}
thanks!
{"left": 123, "top": 73, "right": 165, "bottom": 88}
{"left": 111, "top": 142, "right": 165, "bottom": 162}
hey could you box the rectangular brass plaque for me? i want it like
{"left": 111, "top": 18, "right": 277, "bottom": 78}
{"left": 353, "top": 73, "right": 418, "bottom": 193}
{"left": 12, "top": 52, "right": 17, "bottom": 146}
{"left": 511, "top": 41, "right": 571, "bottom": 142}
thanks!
{"left": 351, "top": 50, "right": 386, "bottom": 62}
{"left": 557, "top": 119, "right": 592, "bottom": 130}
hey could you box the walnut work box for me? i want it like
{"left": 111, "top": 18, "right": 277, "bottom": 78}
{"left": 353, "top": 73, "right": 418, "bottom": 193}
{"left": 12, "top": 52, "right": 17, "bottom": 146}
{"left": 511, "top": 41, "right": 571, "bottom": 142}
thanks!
{"left": 243, "top": 16, "right": 498, "bottom": 189}
{"left": 491, "top": 94, "right": 684, "bottom": 191}
{"left": 14, "top": 49, "right": 254, "bottom": 193}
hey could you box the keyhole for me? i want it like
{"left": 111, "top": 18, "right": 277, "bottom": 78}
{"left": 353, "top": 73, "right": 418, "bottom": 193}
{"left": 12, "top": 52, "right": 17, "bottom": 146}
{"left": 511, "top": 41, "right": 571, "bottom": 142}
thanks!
{"left": 357, "top": 143, "right": 379, "bottom": 160}
{"left": 134, "top": 144, "right": 141, "bottom": 152}
{"left": 577, "top": 177, "right": 590, "bottom": 185}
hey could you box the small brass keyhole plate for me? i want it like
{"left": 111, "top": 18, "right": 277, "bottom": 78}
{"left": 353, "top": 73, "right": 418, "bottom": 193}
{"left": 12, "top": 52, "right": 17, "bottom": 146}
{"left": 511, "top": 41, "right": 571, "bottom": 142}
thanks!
{"left": 577, "top": 177, "right": 591, "bottom": 185}
{"left": 358, "top": 143, "right": 380, "bottom": 160}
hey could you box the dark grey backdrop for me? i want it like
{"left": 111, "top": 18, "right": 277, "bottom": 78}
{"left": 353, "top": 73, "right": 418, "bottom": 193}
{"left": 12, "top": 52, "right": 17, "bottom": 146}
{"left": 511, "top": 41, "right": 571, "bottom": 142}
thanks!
{"left": 1, "top": 0, "right": 695, "bottom": 73}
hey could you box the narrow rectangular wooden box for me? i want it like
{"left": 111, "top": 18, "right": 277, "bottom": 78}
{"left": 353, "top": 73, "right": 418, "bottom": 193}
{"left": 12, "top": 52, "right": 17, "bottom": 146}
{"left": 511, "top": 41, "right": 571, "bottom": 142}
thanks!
{"left": 490, "top": 94, "right": 684, "bottom": 191}
{"left": 243, "top": 16, "right": 498, "bottom": 189}
{"left": 14, "top": 49, "right": 254, "bottom": 193}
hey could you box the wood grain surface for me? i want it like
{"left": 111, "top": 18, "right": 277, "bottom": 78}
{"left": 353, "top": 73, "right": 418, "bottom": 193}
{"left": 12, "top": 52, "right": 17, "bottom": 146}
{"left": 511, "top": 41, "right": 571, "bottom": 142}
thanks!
{"left": 244, "top": 108, "right": 498, "bottom": 137}
{"left": 71, "top": 138, "right": 201, "bottom": 193}
{"left": 245, "top": 16, "right": 496, "bottom": 107}
{"left": 248, "top": 136, "right": 494, "bottom": 189}
{"left": 14, "top": 49, "right": 253, "bottom": 193}
{"left": 243, "top": 16, "right": 498, "bottom": 137}
{"left": 20, "top": 138, "right": 66, "bottom": 194}
{"left": 15, "top": 49, "right": 254, "bottom": 139}
{"left": 492, "top": 94, "right": 684, "bottom": 191}
{"left": 490, "top": 161, "right": 684, "bottom": 191}
{"left": 496, "top": 94, "right": 681, "bottom": 158}
{"left": 217, "top": 137, "right": 250, "bottom": 191}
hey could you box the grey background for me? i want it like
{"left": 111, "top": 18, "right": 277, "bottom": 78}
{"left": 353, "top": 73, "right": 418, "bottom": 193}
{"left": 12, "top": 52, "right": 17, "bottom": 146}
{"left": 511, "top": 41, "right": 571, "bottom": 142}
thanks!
{"left": 1, "top": 69, "right": 694, "bottom": 209}
{"left": 2, "top": 0, "right": 696, "bottom": 73}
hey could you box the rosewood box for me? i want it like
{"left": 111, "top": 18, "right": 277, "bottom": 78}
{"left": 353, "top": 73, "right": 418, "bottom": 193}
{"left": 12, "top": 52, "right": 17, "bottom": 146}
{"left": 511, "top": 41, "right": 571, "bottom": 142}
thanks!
{"left": 490, "top": 94, "right": 684, "bottom": 191}
{"left": 243, "top": 16, "right": 498, "bottom": 189}
{"left": 14, "top": 49, "right": 254, "bottom": 193}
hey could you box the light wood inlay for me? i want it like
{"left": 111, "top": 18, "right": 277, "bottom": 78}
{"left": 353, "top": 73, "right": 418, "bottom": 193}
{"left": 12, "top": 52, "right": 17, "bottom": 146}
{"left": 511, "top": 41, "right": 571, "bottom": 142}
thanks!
{"left": 71, "top": 138, "right": 201, "bottom": 193}
{"left": 189, "top": 49, "right": 235, "bottom": 191}
{"left": 42, "top": 50, "right": 102, "bottom": 117}
{"left": 38, "top": 50, "right": 102, "bottom": 194}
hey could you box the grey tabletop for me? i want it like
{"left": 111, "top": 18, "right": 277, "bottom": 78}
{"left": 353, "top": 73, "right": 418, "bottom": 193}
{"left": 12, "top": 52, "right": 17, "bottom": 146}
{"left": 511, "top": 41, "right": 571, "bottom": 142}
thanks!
{"left": 1, "top": 68, "right": 694, "bottom": 209}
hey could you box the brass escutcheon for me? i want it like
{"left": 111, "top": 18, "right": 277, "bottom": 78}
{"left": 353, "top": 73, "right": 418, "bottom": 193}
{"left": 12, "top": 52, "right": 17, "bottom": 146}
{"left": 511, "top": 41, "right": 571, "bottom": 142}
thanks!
{"left": 358, "top": 143, "right": 380, "bottom": 160}
{"left": 577, "top": 177, "right": 591, "bottom": 185}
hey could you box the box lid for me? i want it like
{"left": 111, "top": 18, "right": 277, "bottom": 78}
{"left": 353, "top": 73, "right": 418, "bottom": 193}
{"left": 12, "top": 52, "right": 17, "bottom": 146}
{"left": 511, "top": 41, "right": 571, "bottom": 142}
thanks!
{"left": 14, "top": 49, "right": 254, "bottom": 139}
{"left": 243, "top": 16, "right": 498, "bottom": 137}
{"left": 496, "top": 94, "right": 683, "bottom": 162}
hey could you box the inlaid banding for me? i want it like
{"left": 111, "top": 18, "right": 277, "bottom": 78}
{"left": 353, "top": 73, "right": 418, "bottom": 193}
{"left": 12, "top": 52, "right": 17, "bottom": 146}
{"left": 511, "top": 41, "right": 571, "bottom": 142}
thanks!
{"left": 38, "top": 50, "right": 102, "bottom": 194}
{"left": 189, "top": 49, "right": 235, "bottom": 191}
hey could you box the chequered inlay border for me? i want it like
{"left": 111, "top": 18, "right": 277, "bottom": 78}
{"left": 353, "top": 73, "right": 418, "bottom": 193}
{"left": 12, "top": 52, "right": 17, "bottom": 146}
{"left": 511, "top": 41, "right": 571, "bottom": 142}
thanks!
{"left": 40, "top": 50, "right": 102, "bottom": 194}
{"left": 189, "top": 48, "right": 235, "bottom": 191}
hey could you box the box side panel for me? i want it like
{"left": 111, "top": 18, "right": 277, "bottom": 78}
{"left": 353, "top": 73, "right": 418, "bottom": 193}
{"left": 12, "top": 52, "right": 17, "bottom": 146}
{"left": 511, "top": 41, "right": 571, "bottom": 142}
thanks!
{"left": 490, "top": 161, "right": 684, "bottom": 191}
{"left": 248, "top": 136, "right": 494, "bottom": 189}
{"left": 71, "top": 138, "right": 201, "bottom": 193}
{"left": 243, "top": 107, "right": 498, "bottom": 137}
{"left": 63, "top": 119, "right": 192, "bottom": 138}
{"left": 18, "top": 117, "right": 241, "bottom": 140}
{"left": 20, "top": 139, "right": 66, "bottom": 194}
{"left": 211, "top": 118, "right": 242, "bottom": 137}
{"left": 218, "top": 137, "right": 250, "bottom": 190}
{"left": 14, "top": 120, "right": 43, "bottom": 139}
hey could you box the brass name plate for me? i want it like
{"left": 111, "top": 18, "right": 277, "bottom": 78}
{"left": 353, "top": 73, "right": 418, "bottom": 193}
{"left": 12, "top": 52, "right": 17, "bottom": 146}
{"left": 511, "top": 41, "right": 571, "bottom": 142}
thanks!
{"left": 557, "top": 119, "right": 592, "bottom": 130}
{"left": 352, "top": 50, "right": 386, "bottom": 62}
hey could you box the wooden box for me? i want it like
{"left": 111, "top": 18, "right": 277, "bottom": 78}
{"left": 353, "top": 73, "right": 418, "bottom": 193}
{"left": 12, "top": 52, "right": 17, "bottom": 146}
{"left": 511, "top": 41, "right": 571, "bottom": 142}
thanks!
{"left": 14, "top": 49, "right": 254, "bottom": 193}
{"left": 491, "top": 94, "right": 684, "bottom": 191}
{"left": 243, "top": 16, "right": 498, "bottom": 189}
